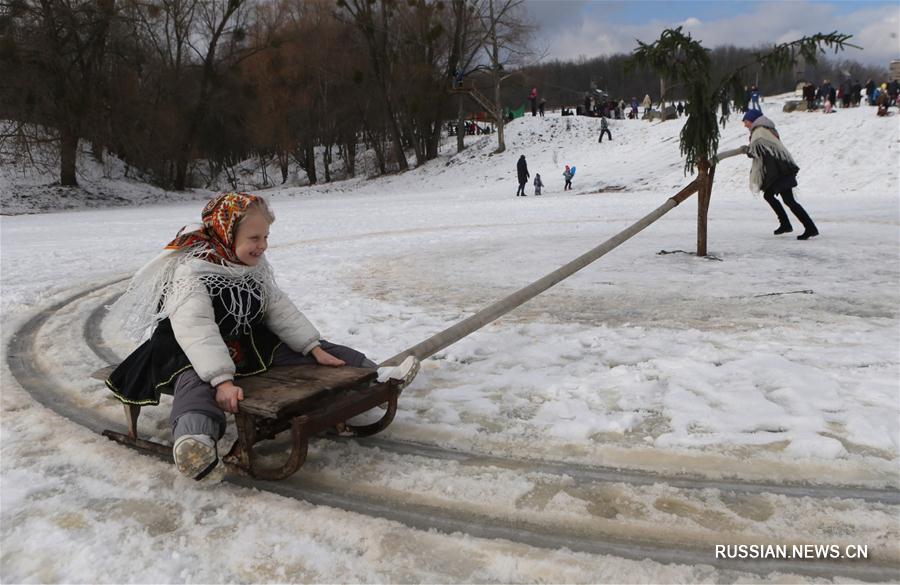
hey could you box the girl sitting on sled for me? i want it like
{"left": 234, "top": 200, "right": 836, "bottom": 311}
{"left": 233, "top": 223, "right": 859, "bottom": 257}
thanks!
{"left": 107, "top": 192, "right": 418, "bottom": 482}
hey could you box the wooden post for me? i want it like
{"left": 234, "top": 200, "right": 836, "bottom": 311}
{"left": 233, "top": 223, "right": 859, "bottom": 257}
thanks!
{"left": 697, "top": 160, "right": 711, "bottom": 256}
{"left": 660, "top": 77, "right": 666, "bottom": 120}
{"left": 693, "top": 146, "right": 748, "bottom": 257}
{"left": 696, "top": 158, "right": 719, "bottom": 257}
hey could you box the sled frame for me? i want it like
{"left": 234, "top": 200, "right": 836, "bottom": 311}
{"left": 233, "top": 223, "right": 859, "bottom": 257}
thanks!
{"left": 99, "top": 365, "right": 400, "bottom": 481}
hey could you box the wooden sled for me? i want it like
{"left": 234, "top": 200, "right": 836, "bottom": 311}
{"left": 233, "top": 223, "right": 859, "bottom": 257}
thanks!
{"left": 94, "top": 365, "right": 400, "bottom": 480}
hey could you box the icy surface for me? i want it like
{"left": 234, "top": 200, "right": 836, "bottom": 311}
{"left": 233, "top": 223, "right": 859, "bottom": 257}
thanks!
{"left": 2, "top": 95, "right": 899, "bottom": 582}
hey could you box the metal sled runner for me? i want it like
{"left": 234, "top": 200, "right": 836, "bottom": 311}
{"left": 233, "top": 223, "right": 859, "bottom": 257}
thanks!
{"left": 97, "top": 365, "right": 400, "bottom": 480}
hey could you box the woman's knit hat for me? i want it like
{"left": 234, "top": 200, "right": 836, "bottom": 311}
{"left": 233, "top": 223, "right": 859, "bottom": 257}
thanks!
{"left": 742, "top": 109, "right": 763, "bottom": 123}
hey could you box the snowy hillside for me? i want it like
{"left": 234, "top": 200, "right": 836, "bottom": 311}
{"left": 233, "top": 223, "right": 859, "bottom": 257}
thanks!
{"left": 2, "top": 94, "right": 899, "bottom": 583}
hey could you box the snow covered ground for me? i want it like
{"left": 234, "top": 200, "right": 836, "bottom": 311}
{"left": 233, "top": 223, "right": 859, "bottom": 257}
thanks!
{"left": 2, "top": 95, "right": 899, "bottom": 582}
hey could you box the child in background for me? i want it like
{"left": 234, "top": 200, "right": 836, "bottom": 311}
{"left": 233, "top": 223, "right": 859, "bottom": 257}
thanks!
{"left": 106, "top": 192, "right": 418, "bottom": 482}
{"left": 598, "top": 117, "right": 612, "bottom": 142}
{"left": 563, "top": 165, "right": 573, "bottom": 190}
{"left": 533, "top": 173, "right": 544, "bottom": 195}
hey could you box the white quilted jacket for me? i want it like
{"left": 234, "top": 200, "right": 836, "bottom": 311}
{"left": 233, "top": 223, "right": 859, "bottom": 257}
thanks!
{"left": 168, "top": 260, "right": 320, "bottom": 387}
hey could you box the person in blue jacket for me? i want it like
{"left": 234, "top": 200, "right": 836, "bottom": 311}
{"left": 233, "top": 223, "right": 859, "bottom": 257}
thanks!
{"left": 750, "top": 85, "right": 761, "bottom": 111}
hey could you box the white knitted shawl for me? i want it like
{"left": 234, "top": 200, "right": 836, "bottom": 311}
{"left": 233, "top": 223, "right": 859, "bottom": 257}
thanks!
{"left": 113, "top": 244, "right": 278, "bottom": 341}
{"left": 748, "top": 117, "right": 798, "bottom": 194}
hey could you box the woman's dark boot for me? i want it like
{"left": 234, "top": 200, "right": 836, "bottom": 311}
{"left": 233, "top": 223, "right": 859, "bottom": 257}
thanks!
{"left": 764, "top": 192, "right": 791, "bottom": 235}
{"left": 797, "top": 227, "right": 819, "bottom": 240}
{"left": 779, "top": 189, "right": 818, "bottom": 240}
{"left": 774, "top": 224, "right": 793, "bottom": 235}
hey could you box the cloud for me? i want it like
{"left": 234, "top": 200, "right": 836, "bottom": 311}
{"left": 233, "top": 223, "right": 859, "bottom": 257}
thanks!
{"left": 523, "top": 0, "right": 593, "bottom": 33}
{"left": 534, "top": 1, "right": 900, "bottom": 67}
{"left": 842, "top": 6, "right": 900, "bottom": 65}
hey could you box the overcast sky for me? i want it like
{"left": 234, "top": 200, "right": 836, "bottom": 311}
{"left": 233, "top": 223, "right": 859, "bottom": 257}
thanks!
{"left": 523, "top": 0, "right": 900, "bottom": 68}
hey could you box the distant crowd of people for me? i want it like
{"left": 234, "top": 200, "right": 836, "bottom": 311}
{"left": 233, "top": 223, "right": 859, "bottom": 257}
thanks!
{"left": 453, "top": 75, "right": 899, "bottom": 130}
{"left": 447, "top": 120, "right": 493, "bottom": 136}
{"left": 800, "top": 78, "right": 899, "bottom": 117}
{"left": 528, "top": 87, "right": 547, "bottom": 117}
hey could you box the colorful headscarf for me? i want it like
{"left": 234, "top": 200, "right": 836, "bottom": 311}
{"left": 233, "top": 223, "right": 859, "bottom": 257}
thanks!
{"left": 166, "top": 192, "right": 260, "bottom": 265}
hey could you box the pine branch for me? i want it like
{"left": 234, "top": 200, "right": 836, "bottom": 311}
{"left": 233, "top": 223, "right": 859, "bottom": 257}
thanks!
{"left": 718, "top": 32, "right": 859, "bottom": 125}
{"left": 629, "top": 29, "right": 856, "bottom": 175}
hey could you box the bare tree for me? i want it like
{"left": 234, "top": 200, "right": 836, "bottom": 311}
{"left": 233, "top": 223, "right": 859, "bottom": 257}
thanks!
{"left": 337, "top": 0, "right": 409, "bottom": 171}
{"left": 120, "top": 0, "right": 271, "bottom": 189}
{"left": 448, "top": 0, "right": 485, "bottom": 154}
{"left": 171, "top": 0, "right": 246, "bottom": 190}
{"left": 1, "top": 0, "right": 116, "bottom": 186}
{"left": 478, "top": 0, "right": 533, "bottom": 154}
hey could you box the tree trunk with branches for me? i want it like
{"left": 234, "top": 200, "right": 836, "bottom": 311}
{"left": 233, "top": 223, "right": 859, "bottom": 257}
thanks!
{"left": 338, "top": 0, "right": 408, "bottom": 172}
{"left": 479, "top": 0, "right": 533, "bottom": 155}
{"left": 2, "top": 0, "right": 116, "bottom": 186}
{"left": 174, "top": 0, "right": 245, "bottom": 191}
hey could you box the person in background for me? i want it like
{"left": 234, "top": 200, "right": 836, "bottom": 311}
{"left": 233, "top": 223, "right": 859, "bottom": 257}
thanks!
{"left": 533, "top": 173, "right": 544, "bottom": 196}
{"left": 598, "top": 116, "right": 612, "bottom": 143}
{"left": 563, "top": 165, "right": 573, "bottom": 191}
{"left": 750, "top": 85, "right": 761, "bottom": 111}
{"left": 876, "top": 90, "right": 891, "bottom": 117}
{"left": 840, "top": 80, "right": 852, "bottom": 108}
{"left": 851, "top": 80, "right": 862, "bottom": 107}
{"left": 452, "top": 68, "right": 464, "bottom": 89}
{"left": 803, "top": 82, "right": 816, "bottom": 111}
{"left": 740, "top": 110, "right": 818, "bottom": 240}
{"left": 516, "top": 154, "right": 530, "bottom": 196}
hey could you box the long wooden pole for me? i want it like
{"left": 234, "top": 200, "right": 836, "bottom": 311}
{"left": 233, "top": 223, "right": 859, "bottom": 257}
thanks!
{"left": 714, "top": 147, "right": 746, "bottom": 163}
{"left": 380, "top": 181, "right": 700, "bottom": 366}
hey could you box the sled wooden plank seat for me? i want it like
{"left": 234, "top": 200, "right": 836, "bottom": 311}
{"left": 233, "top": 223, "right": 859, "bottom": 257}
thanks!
{"left": 235, "top": 365, "right": 377, "bottom": 418}
{"left": 97, "top": 365, "right": 398, "bottom": 481}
